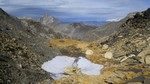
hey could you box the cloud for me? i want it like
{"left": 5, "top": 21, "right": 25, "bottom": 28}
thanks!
{"left": 106, "top": 19, "right": 120, "bottom": 22}
{"left": 0, "top": 0, "right": 150, "bottom": 21}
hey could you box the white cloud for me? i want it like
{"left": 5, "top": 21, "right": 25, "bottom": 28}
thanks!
{"left": 106, "top": 18, "right": 120, "bottom": 22}
{"left": 0, "top": 0, "right": 150, "bottom": 21}
{"left": 0, "top": 0, "right": 66, "bottom": 7}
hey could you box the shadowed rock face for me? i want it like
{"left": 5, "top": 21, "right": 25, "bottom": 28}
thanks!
{"left": 0, "top": 8, "right": 62, "bottom": 84}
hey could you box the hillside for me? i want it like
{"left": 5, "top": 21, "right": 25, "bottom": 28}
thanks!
{"left": 0, "top": 8, "right": 62, "bottom": 83}
{"left": 105, "top": 8, "right": 150, "bottom": 58}
{"left": 83, "top": 12, "right": 137, "bottom": 42}
{"left": 48, "top": 8, "right": 150, "bottom": 84}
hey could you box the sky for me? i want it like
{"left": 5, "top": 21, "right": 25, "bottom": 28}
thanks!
{"left": 0, "top": 0, "right": 150, "bottom": 22}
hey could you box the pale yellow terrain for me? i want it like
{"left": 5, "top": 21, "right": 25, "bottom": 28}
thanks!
{"left": 48, "top": 39, "right": 150, "bottom": 84}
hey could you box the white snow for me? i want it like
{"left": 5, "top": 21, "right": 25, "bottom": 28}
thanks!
{"left": 77, "top": 57, "right": 103, "bottom": 75}
{"left": 41, "top": 56, "right": 103, "bottom": 79}
{"left": 41, "top": 56, "right": 75, "bottom": 73}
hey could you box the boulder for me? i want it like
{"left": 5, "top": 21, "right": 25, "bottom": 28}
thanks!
{"left": 102, "top": 44, "right": 109, "bottom": 50}
{"left": 104, "top": 52, "right": 113, "bottom": 59}
{"left": 85, "top": 50, "right": 94, "bottom": 55}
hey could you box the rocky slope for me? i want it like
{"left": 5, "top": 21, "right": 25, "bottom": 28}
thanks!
{"left": 105, "top": 8, "right": 150, "bottom": 62}
{"left": 40, "top": 15, "right": 95, "bottom": 40}
{"left": 0, "top": 8, "right": 62, "bottom": 84}
{"left": 48, "top": 8, "right": 150, "bottom": 84}
{"left": 83, "top": 12, "right": 137, "bottom": 42}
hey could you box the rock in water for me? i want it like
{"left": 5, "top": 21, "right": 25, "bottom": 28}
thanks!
{"left": 64, "top": 66, "right": 81, "bottom": 75}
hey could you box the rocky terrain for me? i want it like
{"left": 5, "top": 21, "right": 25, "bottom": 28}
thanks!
{"left": 0, "top": 8, "right": 62, "bottom": 84}
{"left": 48, "top": 8, "right": 150, "bottom": 84}
{"left": 0, "top": 7, "right": 150, "bottom": 84}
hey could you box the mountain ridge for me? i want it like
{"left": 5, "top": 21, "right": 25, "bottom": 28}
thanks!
{"left": 39, "top": 14, "right": 96, "bottom": 40}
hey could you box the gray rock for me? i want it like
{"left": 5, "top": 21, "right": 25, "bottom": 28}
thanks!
{"left": 104, "top": 52, "right": 113, "bottom": 59}
{"left": 145, "top": 55, "right": 150, "bottom": 64}
{"left": 102, "top": 44, "right": 109, "bottom": 50}
{"left": 138, "top": 49, "right": 150, "bottom": 64}
{"left": 144, "top": 79, "right": 150, "bottom": 84}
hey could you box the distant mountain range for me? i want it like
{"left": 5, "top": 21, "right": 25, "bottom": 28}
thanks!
{"left": 61, "top": 21, "right": 108, "bottom": 27}
{"left": 39, "top": 14, "right": 96, "bottom": 40}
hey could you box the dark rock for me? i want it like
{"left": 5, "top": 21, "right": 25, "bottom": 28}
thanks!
{"left": 124, "top": 75, "right": 145, "bottom": 84}
{"left": 118, "top": 68, "right": 142, "bottom": 73}
{"left": 144, "top": 79, "right": 150, "bottom": 84}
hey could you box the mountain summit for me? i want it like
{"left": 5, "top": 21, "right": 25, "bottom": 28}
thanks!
{"left": 39, "top": 14, "right": 59, "bottom": 27}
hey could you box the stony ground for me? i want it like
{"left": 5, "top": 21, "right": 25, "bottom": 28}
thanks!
{"left": 49, "top": 39, "right": 150, "bottom": 84}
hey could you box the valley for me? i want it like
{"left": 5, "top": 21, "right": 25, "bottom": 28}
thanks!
{"left": 0, "top": 7, "right": 150, "bottom": 84}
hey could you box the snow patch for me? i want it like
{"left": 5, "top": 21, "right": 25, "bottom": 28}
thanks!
{"left": 41, "top": 56, "right": 103, "bottom": 79}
